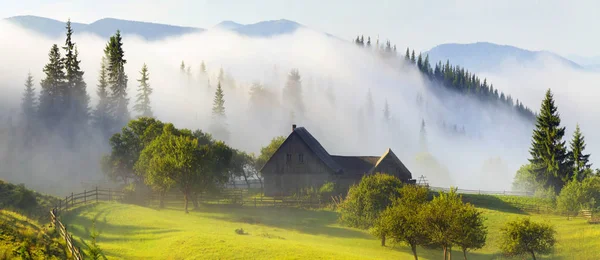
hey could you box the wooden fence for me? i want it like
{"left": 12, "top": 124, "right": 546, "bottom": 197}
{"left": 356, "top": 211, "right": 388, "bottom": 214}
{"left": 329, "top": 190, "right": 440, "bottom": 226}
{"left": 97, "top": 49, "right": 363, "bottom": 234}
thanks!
{"left": 50, "top": 209, "right": 83, "bottom": 260}
{"left": 50, "top": 187, "right": 124, "bottom": 259}
{"left": 54, "top": 187, "right": 124, "bottom": 215}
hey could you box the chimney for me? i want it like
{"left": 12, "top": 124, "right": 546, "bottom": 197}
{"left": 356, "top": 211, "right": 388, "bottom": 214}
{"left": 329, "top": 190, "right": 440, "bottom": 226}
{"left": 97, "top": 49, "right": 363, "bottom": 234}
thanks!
{"left": 292, "top": 124, "right": 297, "bottom": 132}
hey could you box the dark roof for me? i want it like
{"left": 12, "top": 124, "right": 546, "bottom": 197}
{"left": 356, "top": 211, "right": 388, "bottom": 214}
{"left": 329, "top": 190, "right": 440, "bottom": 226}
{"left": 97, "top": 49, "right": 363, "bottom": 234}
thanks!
{"left": 293, "top": 127, "right": 343, "bottom": 173}
{"left": 331, "top": 156, "right": 379, "bottom": 176}
{"left": 374, "top": 148, "right": 413, "bottom": 179}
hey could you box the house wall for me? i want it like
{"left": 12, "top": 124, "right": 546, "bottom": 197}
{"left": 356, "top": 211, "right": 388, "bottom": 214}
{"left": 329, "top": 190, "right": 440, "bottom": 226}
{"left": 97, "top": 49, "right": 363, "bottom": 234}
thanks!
{"left": 262, "top": 133, "right": 333, "bottom": 196}
{"left": 373, "top": 156, "right": 413, "bottom": 181}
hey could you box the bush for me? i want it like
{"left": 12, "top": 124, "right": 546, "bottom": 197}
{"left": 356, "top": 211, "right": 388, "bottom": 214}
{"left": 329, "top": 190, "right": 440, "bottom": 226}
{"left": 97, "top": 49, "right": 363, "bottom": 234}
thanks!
{"left": 557, "top": 176, "right": 600, "bottom": 218}
{"left": 121, "top": 182, "right": 150, "bottom": 205}
{"left": 318, "top": 181, "right": 336, "bottom": 201}
{"left": 235, "top": 228, "right": 247, "bottom": 235}
{"left": 339, "top": 173, "right": 403, "bottom": 229}
{"left": 500, "top": 218, "right": 556, "bottom": 260}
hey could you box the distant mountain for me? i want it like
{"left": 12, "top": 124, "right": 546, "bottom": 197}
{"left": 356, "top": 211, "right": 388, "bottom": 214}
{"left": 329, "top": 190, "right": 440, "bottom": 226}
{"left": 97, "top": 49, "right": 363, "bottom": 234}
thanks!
{"left": 425, "top": 42, "right": 583, "bottom": 73}
{"left": 3, "top": 15, "right": 312, "bottom": 40}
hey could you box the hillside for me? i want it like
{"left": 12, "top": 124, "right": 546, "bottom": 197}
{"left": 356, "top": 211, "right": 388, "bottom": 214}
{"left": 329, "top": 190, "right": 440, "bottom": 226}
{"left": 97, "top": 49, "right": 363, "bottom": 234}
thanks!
{"left": 0, "top": 210, "right": 68, "bottom": 259}
{"left": 425, "top": 42, "right": 582, "bottom": 73}
{"left": 0, "top": 179, "right": 60, "bottom": 222}
{"left": 62, "top": 202, "right": 600, "bottom": 259}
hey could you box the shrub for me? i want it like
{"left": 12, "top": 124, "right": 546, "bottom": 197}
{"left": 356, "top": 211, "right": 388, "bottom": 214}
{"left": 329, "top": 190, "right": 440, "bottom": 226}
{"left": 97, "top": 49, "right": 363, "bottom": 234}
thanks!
{"left": 338, "top": 173, "right": 403, "bottom": 230}
{"left": 500, "top": 218, "right": 556, "bottom": 260}
{"left": 121, "top": 182, "right": 150, "bottom": 205}
{"left": 318, "top": 181, "right": 336, "bottom": 202}
{"left": 235, "top": 228, "right": 247, "bottom": 235}
{"left": 86, "top": 221, "right": 103, "bottom": 260}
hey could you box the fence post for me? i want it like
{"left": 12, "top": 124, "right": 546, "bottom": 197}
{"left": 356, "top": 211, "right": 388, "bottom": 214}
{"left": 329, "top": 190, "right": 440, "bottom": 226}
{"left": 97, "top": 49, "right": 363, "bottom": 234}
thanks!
{"left": 65, "top": 196, "right": 69, "bottom": 210}
{"left": 59, "top": 200, "right": 62, "bottom": 212}
{"left": 84, "top": 190, "right": 87, "bottom": 204}
{"left": 96, "top": 186, "right": 98, "bottom": 203}
{"left": 71, "top": 192, "right": 74, "bottom": 208}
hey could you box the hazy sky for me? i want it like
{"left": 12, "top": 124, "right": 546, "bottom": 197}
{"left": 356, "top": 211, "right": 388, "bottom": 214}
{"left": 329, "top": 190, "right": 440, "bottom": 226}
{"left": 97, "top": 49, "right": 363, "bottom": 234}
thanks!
{"left": 1, "top": 0, "right": 599, "bottom": 56}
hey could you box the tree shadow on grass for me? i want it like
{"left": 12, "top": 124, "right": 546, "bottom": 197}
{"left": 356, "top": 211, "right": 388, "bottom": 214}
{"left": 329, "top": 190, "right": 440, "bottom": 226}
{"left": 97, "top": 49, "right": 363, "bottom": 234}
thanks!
{"left": 192, "top": 204, "right": 372, "bottom": 239}
{"left": 460, "top": 194, "right": 527, "bottom": 215}
{"left": 60, "top": 203, "right": 179, "bottom": 259}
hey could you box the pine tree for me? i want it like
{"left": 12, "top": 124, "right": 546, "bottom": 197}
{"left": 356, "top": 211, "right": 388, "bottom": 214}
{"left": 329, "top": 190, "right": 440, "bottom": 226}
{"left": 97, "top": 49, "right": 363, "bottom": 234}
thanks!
{"left": 417, "top": 53, "right": 423, "bottom": 71}
{"left": 366, "top": 37, "right": 371, "bottom": 48}
{"left": 383, "top": 99, "right": 390, "bottom": 123}
{"left": 405, "top": 48, "right": 410, "bottom": 61}
{"left": 200, "top": 61, "right": 207, "bottom": 74}
{"left": 420, "top": 119, "right": 427, "bottom": 152}
{"left": 93, "top": 55, "right": 112, "bottom": 138}
{"left": 366, "top": 88, "right": 375, "bottom": 119}
{"left": 63, "top": 20, "right": 90, "bottom": 125}
{"left": 133, "top": 64, "right": 153, "bottom": 118}
{"left": 38, "top": 44, "right": 65, "bottom": 129}
{"left": 282, "top": 69, "right": 304, "bottom": 116}
{"left": 21, "top": 72, "right": 37, "bottom": 145}
{"left": 411, "top": 50, "right": 416, "bottom": 64}
{"left": 528, "top": 89, "right": 570, "bottom": 191}
{"left": 180, "top": 61, "right": 185, "bottom": 73}
{"left": 21, "top": 72, "right": 37, "bottom": 122}
{"left": 210, "top": 81, "right": 229, "bottom": 141}
{"left": 105, "top": 31, "right": 129, "bottom": 128}
{"left": 568, "top": 124, "right": 591, "bottom": 181}
{"left": 218, "top": 67, "right": 225, "bottom": 83}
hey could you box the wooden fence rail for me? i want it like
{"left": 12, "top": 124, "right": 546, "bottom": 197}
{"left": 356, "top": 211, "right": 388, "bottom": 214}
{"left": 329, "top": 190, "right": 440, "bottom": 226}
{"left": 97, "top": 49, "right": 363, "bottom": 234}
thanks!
{"left": 50, "top": 209, "right": 83, "bottom": 260}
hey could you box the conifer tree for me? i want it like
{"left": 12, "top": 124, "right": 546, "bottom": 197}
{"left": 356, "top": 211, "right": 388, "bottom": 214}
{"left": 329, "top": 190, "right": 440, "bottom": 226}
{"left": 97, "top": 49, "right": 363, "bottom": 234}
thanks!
{"left": 200, "top": 61, "right": 207, "bottom": 75}
{"left": 105, "top": 30, "right": 129, "bottom": 128}
{"left": 383, "top": 99, "right": 390, "bottom": 123}
{"left": 93, "top": 55, "right": 112, "bottom": 138}
{"left": 210, "top": 81, "right": 229, "bottom": 141}
{"left": 529, "top": 89, "right": 570, "bottom": 191}
{"left": 218, "top": 67, "right": 225, "bottom": 83}
{"left": 38, "top": 44, "right": 65, "bottom": 129}
{"left": 411, "top": 50, "right": 416, "bottom": 64}
{"left": 133, "top": 64, "right": 153, "bottom": 118}
{"left": 21, "top": 72, "right": 37, "bottom": 122}
{"left": 21, "top": 72, "right": 37, "bottom": 144}
{"left": 405, "top": 48, "right": 410, "bottom": 61}
{"left": 63, "top": 20, "right": 90, "bottom": 125}
{"left": 568, "top": 124, "right": 591, "bottom": 181}
{"left": 282, "top": 69, "right": 304, "bottom": 116}
{"left": 366, "top": 88, "right": 375, "bottom": 119}
{"left": 366, "top": 37, "right": 371, "bottom": 48}
{"left": 420, "top": 119, "right": 427, "bottom": 152}
{"left": 417, "top": 53, "right": 423, "bottom": 71}
{"left": 180, "top": 61, "right": 185, "bottom": 73}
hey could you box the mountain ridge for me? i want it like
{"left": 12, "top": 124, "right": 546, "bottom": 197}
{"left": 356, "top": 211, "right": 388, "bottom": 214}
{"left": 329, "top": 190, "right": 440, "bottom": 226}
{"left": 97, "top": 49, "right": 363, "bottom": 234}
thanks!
{"left": 424, "top": 42, "right": 583, "bottom": 72}
{"left": 3, "top": 15, "right": 308, "bottom": 40}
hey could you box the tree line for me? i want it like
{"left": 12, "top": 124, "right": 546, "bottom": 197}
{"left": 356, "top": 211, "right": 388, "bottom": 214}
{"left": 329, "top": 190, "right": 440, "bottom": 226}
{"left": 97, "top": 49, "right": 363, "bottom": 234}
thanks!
{"left": 354, "top": 35, "right": 536, "bottom": 122}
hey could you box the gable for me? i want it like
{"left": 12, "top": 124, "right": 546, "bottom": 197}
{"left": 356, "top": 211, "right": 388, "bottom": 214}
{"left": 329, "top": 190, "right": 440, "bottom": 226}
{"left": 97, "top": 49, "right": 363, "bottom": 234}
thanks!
{"left": 260, "top": 129, "right": 338, "bottom": 175}
{"left": 371, "top": 149, "right": 413, "bottom": 180}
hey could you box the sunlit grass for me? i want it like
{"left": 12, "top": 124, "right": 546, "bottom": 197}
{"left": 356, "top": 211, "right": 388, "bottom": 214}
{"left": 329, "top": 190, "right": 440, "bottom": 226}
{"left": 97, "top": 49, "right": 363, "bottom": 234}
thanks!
{"left": 62, "top": 202, "right": 600, "bottom": 260}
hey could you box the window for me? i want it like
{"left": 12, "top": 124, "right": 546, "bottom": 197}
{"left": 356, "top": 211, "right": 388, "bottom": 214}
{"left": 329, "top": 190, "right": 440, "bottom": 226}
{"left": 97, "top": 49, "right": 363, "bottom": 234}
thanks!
{"left": 299, "top": 153, "right": 304, "bottom": 164}
{"left": 286, "top": 153, "right": 292, "bottom": 164}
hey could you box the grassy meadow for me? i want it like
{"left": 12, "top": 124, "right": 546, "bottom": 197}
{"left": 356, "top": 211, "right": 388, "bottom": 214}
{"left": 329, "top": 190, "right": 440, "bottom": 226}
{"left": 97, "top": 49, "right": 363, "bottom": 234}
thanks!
{"left": 61, "top": 199, "right": 600, "bottom": 260}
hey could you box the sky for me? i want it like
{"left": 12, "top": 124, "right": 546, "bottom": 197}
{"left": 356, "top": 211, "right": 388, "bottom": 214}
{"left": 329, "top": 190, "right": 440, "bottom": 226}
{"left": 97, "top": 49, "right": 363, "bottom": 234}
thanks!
{"left": 1, "top": 0, "right": 599, "bottom": 57}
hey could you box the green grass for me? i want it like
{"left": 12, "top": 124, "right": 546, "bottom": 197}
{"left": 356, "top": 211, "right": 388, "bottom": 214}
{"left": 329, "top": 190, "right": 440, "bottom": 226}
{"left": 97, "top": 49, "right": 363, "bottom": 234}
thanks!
{"left": 0, "top": 210, "right": 68, "bottom": 259}
{"left": 62, "top": 201, "right": 600, "bottom": 260}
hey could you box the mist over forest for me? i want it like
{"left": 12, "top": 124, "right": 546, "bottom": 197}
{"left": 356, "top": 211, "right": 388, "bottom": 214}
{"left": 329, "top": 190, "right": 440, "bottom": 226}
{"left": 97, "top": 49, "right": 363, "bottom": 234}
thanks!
{"left": 0, "top": 19, "right": 596, "bottom": 195}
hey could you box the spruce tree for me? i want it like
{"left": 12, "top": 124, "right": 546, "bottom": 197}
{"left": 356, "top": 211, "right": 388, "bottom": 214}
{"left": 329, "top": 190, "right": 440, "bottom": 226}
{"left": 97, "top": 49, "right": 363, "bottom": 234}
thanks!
{"left": 93, "top": 55, "right": 112, "bottom": 138}
{"left": 21, "top": 72, "right": 37, "bottom": 122}
{"left": 200, "top": 61, "right": 207, "bottom": 75}
{"left": 133, "top": 64, "right": 153, "bottom": 118}
{"left": 420, "top": 119, "right": 427, "bottom": 152}
{"left": 180, "top": 61, "right": 185, "bottom": 73}
{"left": 105, "top": 31, "right": 129, "bottom": 128}
{"left": 63, "top": 20, "right": 90, "bottom": 125}
{"left": 366, "top": 88, "right": 375, "bottom": 119}
{"left": 568, "top": 124, "right": 591, "bottom": 181}
{"left": 528, "top": 89, "right": 570, "bottom": 191}
{"left": 38, "top": 44, "right": 65, "bottom": 129}
{"left": 366, "top": 37, "right": 371, "bottom": 48}
{"left": 210, "top": 81, "right": 229, "bottom": 141}
{"left": 282, "top": 69, "right": 304, "bottom": 116}
{"left": 405, "top": 48, "right": 410, "bottom": 61}
{"left": 411, "top": 50, "right": 416, "bottom": 64}
{"left": 21, "top": 72, "right": 37, "bottom": 144}
{"left": 218, "top": 67, "right": 225, "bottom": 83}
{"left": 383, "top": 99, "right": 390, "bottom": 123}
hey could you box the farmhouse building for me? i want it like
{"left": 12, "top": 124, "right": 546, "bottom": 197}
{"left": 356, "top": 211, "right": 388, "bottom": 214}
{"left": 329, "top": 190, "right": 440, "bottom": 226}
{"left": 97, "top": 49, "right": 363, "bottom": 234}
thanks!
{"left": 260, "top": 125, "right": 416, "bottom": 196}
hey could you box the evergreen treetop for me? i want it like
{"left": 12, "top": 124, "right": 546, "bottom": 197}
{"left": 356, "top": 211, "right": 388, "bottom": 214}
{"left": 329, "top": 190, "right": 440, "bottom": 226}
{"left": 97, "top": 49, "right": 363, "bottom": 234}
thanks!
{"left": 569, "top": 124, "right": 591, "bottom": 181}
{"left": 134, "top": 63, "right": 153, "bottom": 118}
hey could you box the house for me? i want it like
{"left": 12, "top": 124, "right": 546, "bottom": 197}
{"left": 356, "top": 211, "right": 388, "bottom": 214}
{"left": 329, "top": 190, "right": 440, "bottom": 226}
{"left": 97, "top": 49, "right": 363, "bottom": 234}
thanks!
{"left": 260, "top": 125, "right": 416, "bottom": 196}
